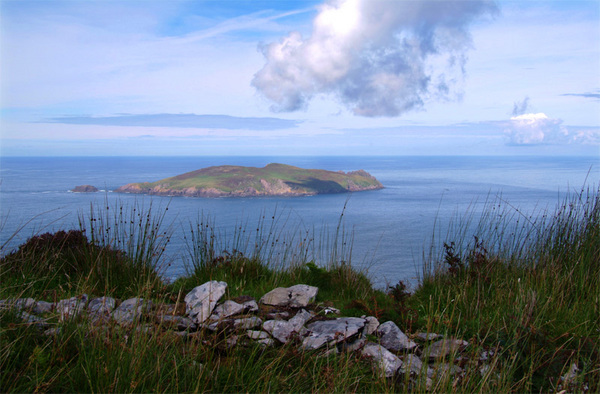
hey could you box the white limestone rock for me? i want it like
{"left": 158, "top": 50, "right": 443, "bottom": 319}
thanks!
{"left": 18, "top": 311, "right": 49, "bottom": 327}
{"left": 211, "top": 300, "right": 245, "bottom": 320}
{"left": 257, "top": 338, "right": 276, "bottom": 347}
{"left": 56, "top": 294, "right": 88, "bottom": 321}
{"left": 415, "top": 332, "right": 443, "bottom": 341}
{"left": 340, "top": 337, "right": 367, "bottom": 352}
{"left": 363, "top": 316, "right": 380, "bottom": 336}
{"left": 160, "top": 315, "right": 195, "bottom": 330}
{"left": 112, "top": 297, "right": 151, "bottom": 325}
{"left": 185, "top": 281, "right": 228, "bottom": 324}
{"left": 242, "top": 299, "right": 259, "bottom": 313}
{"left": 376, "top": 321, "right": 417, "bottom": 352}
{"left": 361, "top": 342, "right": 404, "bottom": 377}
{"left": 401, "top": 354, "right": 433, "bottom": 377}
{"left": 87, "top": 296, "right": 116, "bottom": 320}
{"left": 301, "top": 317, "right": 365, "bottom": 350}
{"left": 247, "top": 330, "right": 270, "bottom": 340}
{"left": 262, "top": 309, "right": 313, "bottom": 343}
{"left": 260, "top": 284, "right": 318, "bottom": 308}
{"left": 423, "top": 338, "right": 469, "bottom": 359}
{"left": 233, "top": 316, "right": 263, "bottom": 330}
{"left": 15, "top": 298, "right": 36, "bottom": 311}
{"left": 33, "top": 301, "right": 55, "bottom": 315}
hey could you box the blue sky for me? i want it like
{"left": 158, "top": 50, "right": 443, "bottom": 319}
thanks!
{"left": 0, "top": 0, "right": 598, "bottom": 156}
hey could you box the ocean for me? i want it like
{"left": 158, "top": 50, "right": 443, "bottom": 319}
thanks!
{"left": 1, "top": 155, "right": 598, "bottom": 288}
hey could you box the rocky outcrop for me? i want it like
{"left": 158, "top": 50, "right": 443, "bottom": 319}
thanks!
{"left": 71, "top": 185, "right": 99, "bottom": 193}
{"left": 185, "top": 281, "right": 228, "bottom": 324}
{"left": 260, "top": 284, "right": 318, "bottom": 308}
{"left": 2, "top": 281, "right": 513, "bottom": 388}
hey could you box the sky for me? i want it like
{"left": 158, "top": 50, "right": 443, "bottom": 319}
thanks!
{"left": 0, "top": 0, "right": 599, "bottom": 156}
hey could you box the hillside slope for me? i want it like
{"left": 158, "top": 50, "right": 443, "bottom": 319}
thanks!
{"left": 115, "top": 163, "right": 383, "bottom": 197}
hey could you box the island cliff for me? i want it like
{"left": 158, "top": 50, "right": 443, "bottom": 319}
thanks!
{"left": 115, "top": 163, "right": 383, "bottom": 197}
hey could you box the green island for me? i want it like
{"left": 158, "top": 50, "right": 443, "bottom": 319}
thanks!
{"left": 115, "top": 163, "right": 383, "bottom": 197}
{"left": 1, "top": 187, "right": 598, "bottom": 393}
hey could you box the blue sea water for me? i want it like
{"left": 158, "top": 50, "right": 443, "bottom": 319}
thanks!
{"left": 1, "top": 155, "right": 598, "bottom": 288}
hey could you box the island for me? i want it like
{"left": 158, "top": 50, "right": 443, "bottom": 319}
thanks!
{"left": 71, "top": 185, "right": 99, "bottom": 193}
{"left": 115, "top": 163, "right": 383, "bottom": 197}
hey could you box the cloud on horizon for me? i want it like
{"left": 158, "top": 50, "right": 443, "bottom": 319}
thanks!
{"left": 252, "top": 0, "right": 497, "bottom": 117}
{"left": 39, "top": 113, "right": 301, "bottom": 130}
{"left": 504, "top": 113, "right": 600, "bottom": 146}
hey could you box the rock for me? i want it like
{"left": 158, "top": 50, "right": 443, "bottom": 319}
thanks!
{"left": 233, "top": 316, "right": 263, "bottom": 330}
{"left": 44, "top": 327, "right": 62, "bottom": 336}
{"left": 363, "top": 316, "right": 380, "bottom": 336}
{"left": 72, "top": 185, "right": 99, "bottom": 193}
{"left": 185, "top": 281, "right": 228, "bottom": 324}
{"left": 226, "top": 335, "right": 239, "bottom": 348}
{"left": 340, "top": 337, "right": 367, "bottom": 352}
{"left": 87, "top": 297, "right": 116, "bottom": 320}
{"left": 247, "top": 330, "right": 270, "bottom": 340}
{"left": 17, "top": 298, "right": 37, "bottom": 310}
{"left": 320, "top": 306, "right": 341, "bottom": 315}
{"left": 432, "top": 363, "right": 463, "bottom": 379}
{"left": 401, "top": 354, "right": 431, "bottom": 377}
{"left": 266, "top": 311, "right": 290, "bottom": 320}
{"left": 376, "top": 321, "right": 417, "bottom": 352}
{"left": 210, "top": 300, "right": 245, "bottom": 320}
{"left": 415, "top": 332, "right": 443, "bottom": 341}
{"left": 361, "top": 342, "right": 404, "bottom": 377}
{"left": 301, "top": 317, "right": 365, "bottom": 350}
{"left": 478, "top": 349, "right": 495, "bottom": 362}
{"left": 257, "top": 338, "right": 276, "bottom": 347}
{"left": 260, "top": 284, "right": 318, "bottom": 308}
{"left": 560, "top": 363, "right": 579, "bottom": 384}
{"left": 18, "top": 311, "right": 49, "bottom": 328}
{"left": 112, "top": 298, "right": 151, "bottom": 325}
{"left": 423, "top": 338, "right": 469, "bottom": 359}
{"left": 33, "top": 301, "right": 55, "bottom": 315}
{"left": 56, "top": 294, "right": 88, "bottom": 321}
{"left": 160, "top": 315, "right": 195, "bottom": 330}
{"left": 263, "top": 309, "right": 313, "bottom": 343}
{"left": 242, "top": 299, "right": 259, "bottom": 313}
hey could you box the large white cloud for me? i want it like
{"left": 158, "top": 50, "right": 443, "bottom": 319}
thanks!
{"left": 504, "top": 113, "right": 600, "bottom": 146}
{"left": 252, "top": 0, "right": 497, "bottom": 117}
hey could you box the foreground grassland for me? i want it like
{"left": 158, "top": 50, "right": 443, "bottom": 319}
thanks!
{"left": 1, "top": 187, "right": 598, "bottom": 393}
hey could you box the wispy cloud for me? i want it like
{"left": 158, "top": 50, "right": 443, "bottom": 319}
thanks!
{"left": 560, "top": 92, "right": 600, "bottom": 100}
{"left": 40, "top": 114, "right": 301, "bottom": 130}
{"left": 511, "top": 96, "right": 530, "bottom": 116}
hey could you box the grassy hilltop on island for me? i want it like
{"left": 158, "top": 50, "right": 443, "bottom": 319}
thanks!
{"left": 115, "top": 163, "right": 383, "bottom": 197}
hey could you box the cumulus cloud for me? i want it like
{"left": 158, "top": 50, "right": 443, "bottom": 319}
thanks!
{"left": 504, "top": 113, "right": 567, "bottom": 145}
{"left": 252, "top": 0, "right": 497, "bottom": 117}
{"left": 503, "top": 112, "right": 600, "bottom": 146}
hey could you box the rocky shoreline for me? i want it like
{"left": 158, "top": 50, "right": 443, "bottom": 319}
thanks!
{"left": 4, "top": 280, "right": 581, "bottom": 389}
{"left": 115, "top": 181, "right": 383, "bottom": 198}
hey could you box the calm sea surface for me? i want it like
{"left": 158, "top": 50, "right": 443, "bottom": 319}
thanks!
{"left": 1, "top": 156, "right": 598, "bottom": 288}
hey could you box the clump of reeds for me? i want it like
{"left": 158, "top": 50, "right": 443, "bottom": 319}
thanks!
{"left": 0, "top": 199, "right": 171, "bottom": 301}
{"left": 413, "top": 185, "right": 599, "bottom": 392}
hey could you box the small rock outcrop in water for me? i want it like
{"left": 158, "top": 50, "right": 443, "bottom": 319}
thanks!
{"left": 71, "top": 185, "right": 99, "bottom": 193}
{"left": 2, "top": 280, "right": 555, "bottom": 389}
